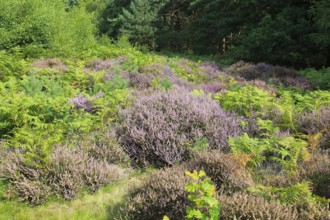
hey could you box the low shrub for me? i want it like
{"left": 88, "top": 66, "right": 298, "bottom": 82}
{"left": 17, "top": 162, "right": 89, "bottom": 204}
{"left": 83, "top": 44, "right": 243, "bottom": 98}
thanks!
{"left": 200, "top": 82, "right": 223, "bottom": 94}
{"left": 0, "top": 149, "right": 50, "bottom": 205}
{"left": 135, "top": 64, "right": 193, "bottom": 90}
{"left": 69, "top": 94, "right": 95, "bottom": 113}
{"left": 249, "top": 182, "right": 317, "bottom": 208}
{"left": 298, "top": 107, "right": 330, "bottom": 149}
{"left": 85, "top": 57, "right": 126, "bottom": 73}
{"left": 77, "top": 130, "right": 129, "bottom": 165}
{"left": 48, "top": 146, "right": 126, "bottom": 199}
{"left": 117, "top": 89, "right": 242, "bottom": 167}
{"left": 187, "top": 152, "right": 254, "bottom": 192}
{"left": 31, "top": 58, "right": 68, "bottom": 72}
{"left": 219, "top": 191, "right": 329, "bottom": 220}
{"left": 0, "top": 144, "right": 128, "bottom": 204}
{"left": 271, "top": 76, "right": 312, "bottom": 90}
{"left": 214, "top": 85, "right": 275, "bottom": 117}
{"left": 122, "top": 166, "right": 189, "bottom": 220}
{"left": 300, "top": 152, "right": 330, "bottom": 199}
{"left": 226, "top": 61, "right": 296, "bottom": 81}
{"left": 298, "top": 67, "right": 330, "bottom": 90}
{"left": 198, "top": 61, "right": 223, "bottom": 81}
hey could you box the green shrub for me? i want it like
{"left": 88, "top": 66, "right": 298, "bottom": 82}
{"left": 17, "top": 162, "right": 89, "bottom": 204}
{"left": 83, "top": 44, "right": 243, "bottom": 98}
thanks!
{"left": 0, "top": 0, "right": 96, "bottom": 56}
{"left": 249, "top": 182, "right": 317, "bottom": 208}
{"left": 229, "top": 120, "right": 309, "bottom": 173}
{"left": 0, "top": 59, "right": 129, "bottom": 167}
{"left": 298, "top": 68, "right": 330, "bottom": 90}
{"left": 214, "top": 85, "right": 275, "bottom": 117}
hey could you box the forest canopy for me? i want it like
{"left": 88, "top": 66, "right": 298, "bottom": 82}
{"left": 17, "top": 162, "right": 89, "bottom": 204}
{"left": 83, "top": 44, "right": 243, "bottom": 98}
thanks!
{"left": 0, "top": 0, "right": 329, "bottom": 68}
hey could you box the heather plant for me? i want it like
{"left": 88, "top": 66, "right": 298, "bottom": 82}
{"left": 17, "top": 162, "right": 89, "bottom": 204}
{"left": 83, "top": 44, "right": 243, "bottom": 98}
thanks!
{"left": 218, "top": 190, "right": 329, "bottom": 220}
{"left": 31, "top": 58, "right": 68, "bottom": 72}
{"left": 198, "top": 61, "right": 223, "bottom": 81}
{"left": 132, "top": 64, "right": 192, "bottom": 90}
{"left": 188, "top": 152, "right": 254, "bottom": 192}
{"left": 117, "top": 89, "right": 242, "bottom": 167}
{"left": 69, "top": 94, "right": 95, "bottom": 113}
{"left": 185, "top": 170, "right": 220, "bottom": 220}
{"left": 75, "top": 130, "right": 130, "bottom": 165}
{"left": 298, "top": 107, "right": 330, "bottom": 149}
{"left": 122, "top": 166, "right": 189, "bottom": 220}
{"left": 0, "top": 149, "right": 50, "bottom": 205}
{"left": 226, "top": 62, "right": 297, "bottom": 82}
{"left": 271, "top": 76, "right": 313, "bottom": 90}
{"left": 299, "top": 152, "right": 330, "bottom": 198}
{"left": 0, "top": 143, "right": 128, "bottom": 205}
{"left": 200, "top": 82, "right": 223, "bottom": 94}
{"left": 49, "top": 147, "right": 126, "bottom": 197}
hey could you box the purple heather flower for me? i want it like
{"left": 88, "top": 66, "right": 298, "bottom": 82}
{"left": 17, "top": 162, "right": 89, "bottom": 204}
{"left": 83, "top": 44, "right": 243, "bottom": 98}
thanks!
{"left": 69, "top": 94, "right": 93, "bottom": 113}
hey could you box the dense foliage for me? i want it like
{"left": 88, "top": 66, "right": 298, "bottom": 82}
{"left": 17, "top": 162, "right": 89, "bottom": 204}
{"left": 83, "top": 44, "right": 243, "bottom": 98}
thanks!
{"left": 101, "top": 0, "right": 330, "bottom": 68}
{"left": 0, "top": 1, "right": 329, "bottom": 219}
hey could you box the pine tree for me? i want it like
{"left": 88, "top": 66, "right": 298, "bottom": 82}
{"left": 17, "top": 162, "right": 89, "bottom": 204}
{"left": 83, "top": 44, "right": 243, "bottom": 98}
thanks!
{"left": 119, "top": 0, "right": 166, "bottom": 48}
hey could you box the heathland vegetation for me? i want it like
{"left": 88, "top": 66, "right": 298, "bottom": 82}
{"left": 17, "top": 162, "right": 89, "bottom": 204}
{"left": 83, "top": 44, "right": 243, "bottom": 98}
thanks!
{"left": 0, "top": 0, "right": 329, "bottom": 219}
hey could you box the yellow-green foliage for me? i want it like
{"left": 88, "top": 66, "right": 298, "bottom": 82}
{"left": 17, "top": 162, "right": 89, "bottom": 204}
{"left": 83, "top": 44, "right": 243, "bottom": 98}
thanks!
{"left": 229, "top": 119, "right": 309, "bottom": 172}
{"left": 214, "top": 85, "right": 275, "bottom": 116}
{"left": 0, "top": 58, "right": 129, "bottom": 166}
{"left": 0, "top": 0, "right": 96, "bottom": 56}
{"left": 185, "top": 170, "right": 220, "bottom": 220}
{"left": 249, "top": 182, "right": 317, "bottom": 207}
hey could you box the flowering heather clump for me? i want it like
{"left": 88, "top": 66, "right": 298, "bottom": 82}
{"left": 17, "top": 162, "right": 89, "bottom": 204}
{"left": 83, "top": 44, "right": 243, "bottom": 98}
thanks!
{"left": 69, "top": 94, "right": 94, "bottom": 113}
{"left": 271, "top": 76, "right": 313, "bottom": 90}
{"left": 85, "top": 58, "right": 129, "bottom": 82}
{"left": 198, "top": 61, "right": 223, "bottom": 80}
{"left": 177, "top": 58, "right": 194, "bottom": 74}
{"left": 273, "top": 65, "right": 297, "bottom": 78}
{"left": 31, "top": 58, "right": 67, "bottom": 72}
{"left": 227, "top": 62, "right": 297, "bottom": 82}
{"left": 188, "top": 151, "right": 254, "bottom": 192}
{"left": 117, "top": 89, "right": 242, "bottom": 167}
{"left": 128, "top": 71, "right": 155, "bottom": 89}
{"left": 298, "top": 107, "right": 330, "bottom": 149}
{"left": 243, "top": 80, "right": 278, "bottom": 94}
{"left": 86, "top": 57, "right": 126, "bottom": 73}
{"left": 48, "top": 146, "right": 127, "bottom": 199}
{"left": 137, "top": 64, "right": 193, "bottom": 90}
{"left": 200, "top": 82, "right": 223, "bottom": 94}
{"left": 0, "top": 149, "right": 51, "bottom": 205}
{"left": 138, "top": 63, "right": 165, "bottom": 76}
{"left": 231, "top": 62, "right": 275, "bottom": 81}
{"left": 78, "top": 130, "right": 130, "bottom": 164}
{"left": 299, "top": 151, "right": 330, "bottom": 198}
{"left": 224, "top": 61, "right": 253, "bottom": 75}
{"left": 219, "top": 191, "right": 301, "bottom": 220}
{"left": 122, "top": 166, "right": 189, "bottom": 220}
